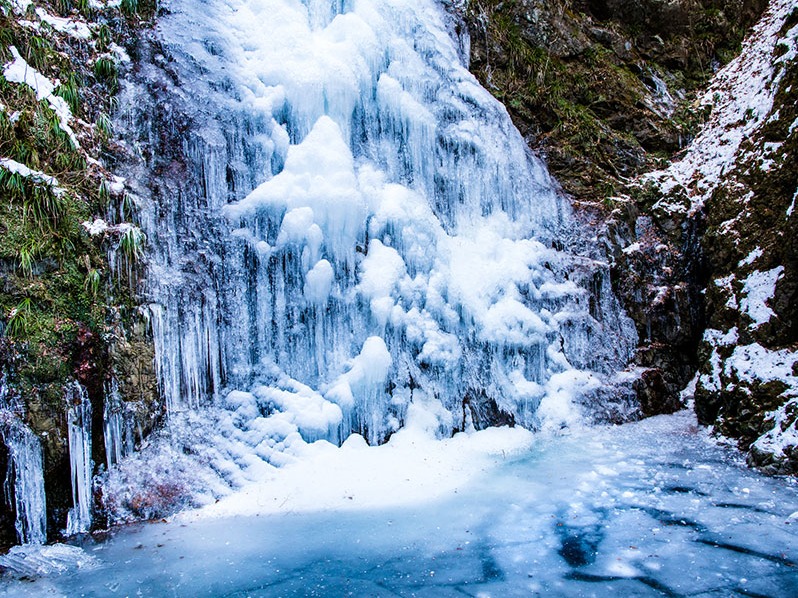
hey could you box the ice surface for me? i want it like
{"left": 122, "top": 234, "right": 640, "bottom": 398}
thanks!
{"left": 3, "top": 412, "right": 797, "bottom": 596}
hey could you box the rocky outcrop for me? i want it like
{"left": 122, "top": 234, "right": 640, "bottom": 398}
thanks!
{"left": 464, "top": 0, "right": 765, "bottom": 414}
{"left": 644, "top": 0, "right": 798, "bottom": 473}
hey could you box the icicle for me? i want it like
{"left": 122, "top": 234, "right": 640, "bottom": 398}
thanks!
{"left": 1, "top": 375, "right": 47, "bottom": 544}
{"left": 65, "top": 381, "right": 92, "bottom": 535}
{"left": 1, "top": 418, "right": 48, "bottom": 545}
{"left": 103, "top": 379, "right": 134, "bottom": 469}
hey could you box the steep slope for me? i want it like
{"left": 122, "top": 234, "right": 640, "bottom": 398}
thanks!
{"left": 644, "top": 0, "right": 798, "bottom": 473}
{"left": 464, "top": 0, "right": 769, "bottom": 414}
{"left": 465, "top": 0, "right": 797, "bottom": 472}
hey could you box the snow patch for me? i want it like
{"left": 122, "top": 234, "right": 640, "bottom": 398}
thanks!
{"left": 0, "top": 157, "right": 63, "bottom": 193}
{"left": 739, "top": 266, "right": 783, "bottom": 328}
{"left": 2, "top": 47, "right": 80, "bottom": 148}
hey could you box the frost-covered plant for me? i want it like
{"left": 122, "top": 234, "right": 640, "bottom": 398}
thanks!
{"left": 119, "top": 226, "right": 146, "bottom": 262}
{"left": 95, "top": 24, "right": 111, "bottom": 52}
{"left": 55, "top": 74, "right": 81, "bottom": 114}
{"left": 97, "top": 179, "right": 111, "bottom": 205}
{"left": 119, "top": 192, "right": 134, "bottom": 220}
{"left": 96, "top": 111, "right": 113, "bottom": 138}
{"left": 94, "top": 57, "right": 118, "bottom": 91}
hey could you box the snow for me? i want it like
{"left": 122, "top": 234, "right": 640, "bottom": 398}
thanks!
{"left": 739, "top": 266, "right": 783, "bottom": 328}
{"left": 754, "top": 398, "right": 798, "bottom": 459}
{"left": 0, "top": 157, "right": 63, "bottom": 193}
{"left": 304, "top": 258, "right": 334, "bottom": 304}
{"left": 725, "top": 342, "right": 798, "bottom": 388}
{"left": 81, "top": 218, "right": 109, "bottom": 236}
{"left": 224, "top": 115, "right": 367, "bottom": 264}
{"left": 8, "top": 0, "right": 32, "bottom": 14}
{"left": 184, "top": 424, "right": 535, "bottom": 519}
{"left": 2, "top": 47, "right": 80, "bottom": 148}
{"left": 643, "top": 0, "right": 798, "bottom": 212}
{"left": 106, "top": 0, "right": 638, "bottom": 519}
{"left": 35, "top": 7, "right": 92, "bottom": 39}
{"left": 738, "top": 246, "right": 764, "bottom": 268}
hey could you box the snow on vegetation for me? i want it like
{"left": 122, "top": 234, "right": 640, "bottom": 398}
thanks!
{"left": 643, "top": 0, "right": 798, "bottom": 211}
{"left": 0, "top": 156, "right": 63, "bottom": 192}
{"left": 34, "top": 6, "right": 92, "bottom": 39}
{"left": 2, "top": 46, "right": 80, "bottom": 148}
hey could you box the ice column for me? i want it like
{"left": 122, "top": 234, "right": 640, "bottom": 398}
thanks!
{"left": 66, "top": 381, "right": 92, "bottom": 535}
{"left": 2, "top": 419, "right": 47, "bottom": 544}
{"left": 103, "top": 378, "right": 134, "bottom": 469}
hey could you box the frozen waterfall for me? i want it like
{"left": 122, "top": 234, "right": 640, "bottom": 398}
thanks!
{"left": 115, "top": 0, "right": 637, "bottom": 469}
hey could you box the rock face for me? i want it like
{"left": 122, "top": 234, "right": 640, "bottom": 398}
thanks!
{"left": 645, "top": 0, "right": 798, "bottom": 473}
{"left": 464, "top": 0, "right": 770, "bottom": 417}
{"left": 464, "top": 0, "right": 797, "bottom": 471}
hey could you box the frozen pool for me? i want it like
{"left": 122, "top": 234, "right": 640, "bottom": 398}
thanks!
{"left": 2, "top": 412, "right": 797, "bottom": 597}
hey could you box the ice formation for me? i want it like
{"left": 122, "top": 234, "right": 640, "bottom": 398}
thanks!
{"left": 0, "top": 418, "right": 47, "bottom": 545}
{"left": 65, "top": 382, "right": 92, "bottom": 536}
{"left": 107, "top": 0, "right": 637, "bottom": 500}
{"left": 4, "top": 412, "right": 798, "bottom": 595}
{"left": 102, "top": 379, "right": 135, "bottom": 470}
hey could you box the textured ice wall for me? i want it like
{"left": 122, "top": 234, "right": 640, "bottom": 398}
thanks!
{"left": 118, "top": 0, "right": 637, "bottom": 453}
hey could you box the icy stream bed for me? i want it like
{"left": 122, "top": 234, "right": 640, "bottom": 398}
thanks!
{"left": 2, "top": 412, "right": 797, "bottom": 597}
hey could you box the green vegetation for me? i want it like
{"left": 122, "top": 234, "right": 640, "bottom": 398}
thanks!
{"left": 93, "top": 56, "right": 118, "bottom": 92}
{"left": 0, "top": 1, "right": 141, "bottom": 410}
{"left": 465, "top": 0, "right": 765, "bottom": 205}
{"left": 120, "top": 0, "right": 139, "bottom": 17}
